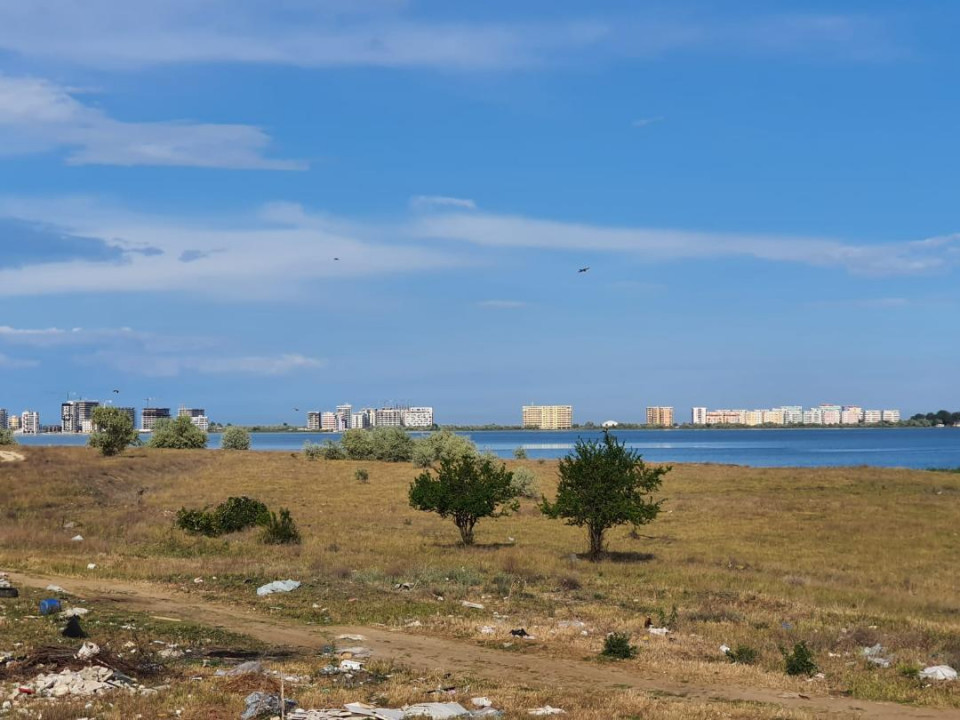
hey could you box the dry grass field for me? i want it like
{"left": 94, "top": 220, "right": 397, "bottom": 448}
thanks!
{"left": 2, "top": 446, "right": 960, "bottom": 718}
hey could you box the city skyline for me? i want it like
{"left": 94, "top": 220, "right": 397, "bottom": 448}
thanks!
{"left": 1, "top": 2, "right": 958, "bottom": 421}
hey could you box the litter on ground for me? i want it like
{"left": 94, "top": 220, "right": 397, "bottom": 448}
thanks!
{"left": 256, "top": 579, "right": 301, "bottom": 597}
{"left": 528, "top": 706, "right": 566, "bottom": 716}
{"left": 919, "top": 665, "right": 957, "bottom": 681}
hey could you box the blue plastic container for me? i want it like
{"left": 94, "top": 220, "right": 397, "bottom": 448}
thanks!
{"left": 39, "top": 598, "right": 62, "bottom": 615}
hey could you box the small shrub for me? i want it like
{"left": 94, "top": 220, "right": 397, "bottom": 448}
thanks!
{"left": 601, "top": 632, "right": 637, "bottom": 660}
{"left": 261, "top": 508, "right": 302, "bottom": 545}
{"left": 303, "top": 441, "right": 344, "bottom": 460}
{"left": 558, "top": 575, "right": 582, "bottom": 591}
{"left": 175, "top": 496, "right": 270, "bottom": 537}
{"left": 0, "top": 428, "right": 16, "bottom": 446}
{"left": 510, "top": 467, "right": 540, "bottom": 499}
{"left": 898, "top": 663, "right": 922, "bottom": 680}
{"left": 221, "top": 426, "right": 251, "bottom": 450}
{"left": 725, "top": 645, "right": 759, "bottom": 665}
{"left": 513, "top": 447, "right": 528, "bottom": 460}
{"left": 783, "top": 641, "right": 818, "bottom": 676}
{"left": 175, "top": 507, "right": 219, "bottom": 537}
{"left": 656, "top": 605, "right": 679, "bottom": 628}
{"left": 354, "top": 467, "right": 370, "bottom": 483}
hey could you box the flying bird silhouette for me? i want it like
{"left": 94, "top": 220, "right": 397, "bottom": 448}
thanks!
{"left": 112, "top": 389, "right": 120, "bottom": 393}
{"left": 578, "top": 267, "right": 590, "bottom": 273}
{"left": 333, "top": 257, "right": 340, "bottom": 261}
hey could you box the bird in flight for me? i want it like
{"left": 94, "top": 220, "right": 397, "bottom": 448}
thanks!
{"left": 578, "top": 266, "right": 590, "bottom": 273}
{"left": 333, "top": 257, "right": 340, "bottom": 261}
{"left": 112, "top": 389, "right": 120, "bottom": 394}
{"left": 293, "top": 408, "right": 300, "bottom": 412}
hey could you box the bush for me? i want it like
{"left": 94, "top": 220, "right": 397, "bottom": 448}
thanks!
{"left": 783, "top": 641, "right": 818, "bottom": 676}
{"left": 303, "top": 441, "right": 344, "bottom": 460}
{"left": 341, "top": 429, "right": 376, "bottom": 460}
{"left": 354, "top": 467, "right": 370, "bottom": 483}
{"left": 0, "top": 428, "right": 17, "bottom": 446}
{"left": 411, "top": 430, "right": 478, "bottom": 468}
{"left": 261, "top": 508, "right": 301, "bottom": 545}
{"left": 513, "top": 447, "right": 528, "bottom": 460}
{"left": 369, "top": 426, "right": 414, "bottom": 462}
{"left": 725, "top": 645, "right": 759, "bottom": 665}
{"left": 221, "top": 426, "right": 251, "bottom": 451}
{"left": 175, "top": 496, "right": 269, "bottom": 537}
{"left": 601, "top": 632, "right": 637, "bottom": 660}
{"left": 149, "top": 416, "right": 207, "bottom": 449}
{"left": 88, "top": 406, "right": 139, "bottom": 456}
{"left": 510, "top": 466, "right": 540, "bottom": 499}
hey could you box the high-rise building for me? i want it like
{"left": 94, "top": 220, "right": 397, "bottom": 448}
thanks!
{"left": 743, "top": 410, "right": 763, "bottom": 427}
{"left": 335, "top": 404, "right": 352, "bottom": 432}
{"left": 141, "top": 407, "right": 171, "bottom": 431}
{"left": 863, "top": 409, "right": 882, "bottom": 424}
{"left": 881, "top": 409, "right": 901, "bottom": 423}
{"left": 691, "top": 407, "right": 707, "bottom": 425}
{"left": 61, "top": 400, "right": 100, "bottom": 433}
{"left": 819, "top": 404, "right": 842, "bottom": 425}
{"left": 0, "top": 408, "right": 7, "bottom": 430}
{"left": 761, "top": 409, "right": 785, "bottom": 425}
{"left": 803, "top": 407, "right": 822, "bottom": 425}
{"left": 841, "top": 406, "right": 863, "bottom": 425}
{"left": 20, "top": 410, "right": 40, "bottom": 434}
{"left": 7, "top": 414, "right": 20, "bottom": 431}
{"left": 178, "top": 407, "right": 208, "bottom": 432}
{"left": 646, "top": 406, "right": 674, "bottom": 427}
{"left": 780, "top": 406, "right": 804, "bottom": 424}
{"left": 522, "top": 405, "right": 573, "bottom": 430}
{"left": 320, "top": 412, "right": 337, "bottom": 431}
{"left": 403, "top": 407, "right": 434, "bottom": 428}
{"left": 307, "top": 411, "right": 320, "bottom": 431}
{"left": 351, "top": 412, "right": 369, "bottom": 430}
{"left": 375, "top": 407, "right": 404, "bottom": 427}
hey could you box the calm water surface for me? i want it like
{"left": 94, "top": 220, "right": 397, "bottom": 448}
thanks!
{"left": 15, "top": 427, "right": 960, "bottom": 469}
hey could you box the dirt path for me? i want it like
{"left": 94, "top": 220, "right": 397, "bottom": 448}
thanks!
{"left": 0, "top": 451, "right": 25, "bottom": 462}
{"left": 8, "top": 571, "right": 959, "bottom": 719}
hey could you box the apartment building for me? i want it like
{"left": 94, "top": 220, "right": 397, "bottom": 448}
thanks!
{"left": 882, "top": 409, "right": 901, "bottom": 423}
{"left": 691, "top": 407, "right": 707, "bottom": 425}
{"left": 7, "top": 414, "right": 20, "bottom": 431}
{"left": 0, "top": 408, "right": 7, "bottom": 430}
{"left": 819, "top": 404, "right": 842, "bottom": 425}
{"left": 307, "top": 412, "right": 320, "bottom": 431}
{"left": 646, "top": 406, "right": 674, "bottom": 427}
{"left": 841, "top": 406, "right": 863, "bottom": 425}
{"left": 780, "top": 406, "right": 804, "bottom": 424}
{"left": 141, "top": 407, "right": 171, "bottom": 431}
{"left": 61, "top": 400, "right": 100, "bottom": 434}
{"left": 706, "top": 409, "right": 746, "bottom": 425}
{"left": 20, "top": 411, "right": 40, "bottom": 434}
{"left": 375, "top": 407, "right": 404, "bottom": 427}
{"left": 862, "top": 409, "right": 882, "bottom": 424}
{"left": 522, "top": 405, "right": 573, "bottom": 430}
{"left": 403, "top": 406, "right": 435, "bottom": 428}
{"left": 761, "top": 409, "right": 785, "bottom": 425}
{"left": 178, "top": 407, "right": 209, "bottom": 432}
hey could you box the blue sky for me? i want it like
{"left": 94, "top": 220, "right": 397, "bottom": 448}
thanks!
{"left": 0, "top": 0, "right": 957, "bottom": 425}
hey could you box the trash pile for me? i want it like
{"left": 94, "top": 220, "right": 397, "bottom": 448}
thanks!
{"left": 15, "top": 665, "right": 141, "bottom": 698}
{"left": 0, "top": 573, "right": 18, "bottom": 599}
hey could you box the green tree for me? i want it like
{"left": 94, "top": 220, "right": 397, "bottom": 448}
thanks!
{"left": 221, "top": 426, "right": 251, "bottom": 451}
{"left": 411, "top": 429, "right": 478, "bottom": 468}
{"left": 88, "top": 406, "right": 139, "bottom": 456}
{"left": 409, "top": 454, "right": 519, "bottom": 545}
{"left": 513, "top": 446, "right": 528, "bottom": 460}
{"left": 148, "top": 416, "right": 208, "bottom": 449}
{"left": 541, "top": 431, "right": 669, "bottom": 561}
{"left": 0, "top": 428, "right": 16, "bottom": 446}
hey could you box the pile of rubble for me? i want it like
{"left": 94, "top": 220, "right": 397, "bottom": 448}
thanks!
{"left": 243, "top": 698, "right": 503, "bottom": 719}
{"left": 15, "top": 665, "right": 141, "bottom": 699}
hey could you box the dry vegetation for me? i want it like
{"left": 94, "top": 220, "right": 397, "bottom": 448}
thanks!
{"left": 2, "top": 446, "right": 960, "bottom": 717}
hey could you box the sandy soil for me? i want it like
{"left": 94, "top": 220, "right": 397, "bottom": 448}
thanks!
{"left": 9, "top": 570, "right": 960, "bottom": 720}
{"left": 0, "top": 451, "right": 25, "bottom": 462}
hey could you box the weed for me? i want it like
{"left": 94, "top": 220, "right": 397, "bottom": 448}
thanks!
{"left": 355, "top": 467, "right": 370, "bottom": 483}
{"left": 725, "top": 645, "right": 759, "bottom": 665}
{"left": 175, "top": 496, "right": 269, "bottom": 537}
{"left": 782, "top": 641, "right": 818, "bottom": 676}
{"left": 601, "top": 632, "right": 637, "bottom": 660}
{"left": 260, "top": 508, "right": 302, "bottom": 545}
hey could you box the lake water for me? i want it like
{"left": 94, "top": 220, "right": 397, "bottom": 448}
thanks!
{"left": 14, "top": 427, "right": 960, "bottom": 469}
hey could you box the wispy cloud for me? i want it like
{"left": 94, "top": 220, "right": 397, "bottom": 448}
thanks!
{"left": 411, "top": 195, "right": 478, "bottom": 211}
{"left": 477, "top": 300, "right": 527, "bottom": 309}
{"left": 80, "top": 351, "right": 326, "bottom": 378}
{"left": 0, "top": 4, "right": 900, "bottom": 71}
{"left": 0, "top": 197, "right": 465, "bottom": 299}
{"left": 0, "top": 74, "right": 302, "bottom": 169}
{"left": 414, "top": 212, "right": 960, "bottom": 277}
{"left": 632, "top": 116, "right": 664, "bottom": 128}
{"left": 0, "top": 352, "right": 39, "bottom": 369}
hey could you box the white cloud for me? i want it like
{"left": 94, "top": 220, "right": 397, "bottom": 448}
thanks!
{"left": 0, "top": 3, "right": 897, "bottom": 71}
{"left": 632, "top": 116, "right": 664, "bottom": 128}
{"left": 0, "top": 197, "right": 466, "bottom": 298}
{"left": 411, "top": 195, "right": 478, "bottom": 211}
{"left": 414, "top": 212, "right": 960, "bottom": 276}
{"left": 82, "top": 351, "right": 326, "bottom": 378}
{"left": 0, "top": 74, "right": 302, "bottom": 169}
{"left": 477, "top": 300, "right": 527, "bottom": 309}
{"left": 0, "top": 352, "right": 39, "bottom": 369}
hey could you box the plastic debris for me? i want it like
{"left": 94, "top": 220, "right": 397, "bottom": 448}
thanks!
{"left": 471, "top": 698, "right": 492, "bottom": 708}
{"left": 71, "top": 535, "right": 84, "bottom": 542}
{"left": 479, "top": 626, "right": 495, "bottom": 635}
{"left": 76, "top": 642, "right": 100, "bottom": 660}
{"left": 241, "top": 691, "right": 298, "bottom": 720}
{"left": 256, "top": 579, "right": 301, "bottom": 597}
{"left": 461, "top": 601, "right": 484, "bottom": 610}
{"left": 86, "top": 563, "right": 97, "bottom": 570}
{"left": 862, "top": 644, "right": 891, "bottom": 668}
{"left": 39, "top": 598, "right": 62, "bottom": 615}
{"left": 403, "top": 702, "right": 470, "bottom": 718}
{"left": 215, "top": 661, "right": 264, "bottom": 677}
{"left": 510, "top": 628, "right": 530, "bottom": 638}
{"left": 528, "top": 707, "right": 566, "bottom": 716}
{"left": 719, "top": 644, "right": 731, "bottom": 655}
{"left": 45, "top": 585, "right": 68, "bottom": 594}
{"left": 340, "top": 660, "right": 364, "bottom": 672}
{"left": 62, "top": 616, "right": 87, "bottom": 639}
{"left": 648, "top": 627, "right": 670, "bottom": 636}
{"left": 919, "top": 665, "right": 957, "bottom": 681}
{"left": 60, "top": 607, "right": 90, "bottom": 618}
{"left": 338, "top": 634, "right": 367, "bottom": 642}
{"left": 339, "top": 646, "right": 373, "bottom": 659}
{"left": 0, "top": 574, "right": 19, "bottom": 599}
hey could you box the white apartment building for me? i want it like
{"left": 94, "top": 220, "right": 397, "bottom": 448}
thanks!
{"left": 803, "top": 407, "right": 822, "bottom": 425}
{"left": 780, "top": 406, "right": 803, "bottom": 424}
{"left": 403, "top": 406, "right": 435, "bottom": 428}
{"left": 820, "top": 404, "right": 842, "bottom": 425}
{"left": 351, "top": 412, "right": 370, "bottom": 430}
{"left": 862, "top": 409, "right": 882, "bottom": 424}
{"left": 522, "top": 405, "right": 573, "bottom": 430}
{"left": 841, "top": 406, "right": 863, "bottom": 425}
{"left": 882, "top": 409, "right": 901, "bottom": 423}
{"left": 761, "top": 409, "right": 785, "bottom": 425}
{"left": 744, "top": 410, "right": 763, "bottom": 426}
{"left": 691, "top": 407, "right": 707, "bottom": 425}
{"left": 375, "top": 407, "right": 404, "bottom": 427}
{"left": 20, "top": 410, "right": 40, "bottom": 434}
{"left": 307, "top": 412, "right": 320, "bottom": 431}
{"left": 705, "top": 409, "right": 746, "bottom": 425}
{"left": 320, "top": 412, "right": 337, "bottom": 431}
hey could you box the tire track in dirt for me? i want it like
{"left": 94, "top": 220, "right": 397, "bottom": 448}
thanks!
{"left": 9, "top": 571, "right": 959, "bottom": 719}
